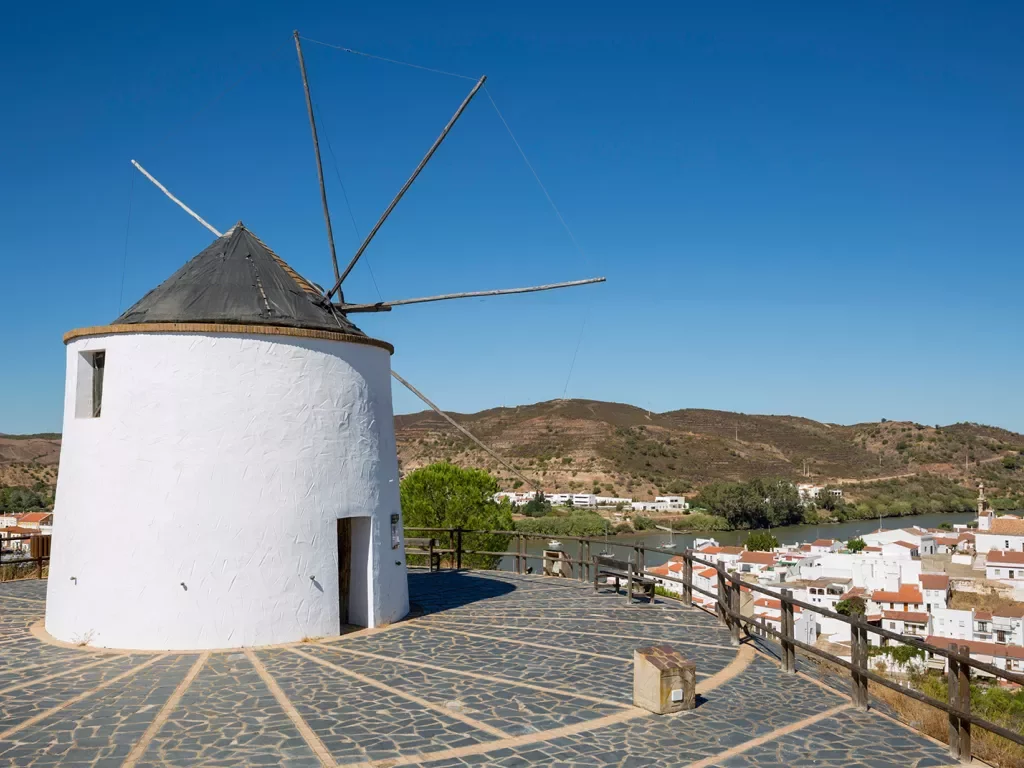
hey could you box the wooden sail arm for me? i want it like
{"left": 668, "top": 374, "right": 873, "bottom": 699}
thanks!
{"left": 390, "top": 369, "right": 539, "bottom": 491}
{"left": 324, "top": 75, "right": 487, "bottom": 301}
{"left": 335, "top": 276, "right": 605, "bottom": 313}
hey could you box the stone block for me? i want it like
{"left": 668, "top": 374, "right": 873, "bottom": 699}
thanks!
{"left": 633, "top": 644, "right": 696, "bottom": 714}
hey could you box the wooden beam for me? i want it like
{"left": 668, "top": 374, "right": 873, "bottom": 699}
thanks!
{"left": 294, "top": 30, "right": 341, "bottom": 287}
{"left": 337, "top": 276, "right": 605, "bottom": 313}
{"left": 390, "top": 369, "right": 538, "bottom": 491}
{"left": 325, "top": 75, "right": 487, "bottom": 300}
{"left": 130, "top": 160, "right": 222, "bottom": 237}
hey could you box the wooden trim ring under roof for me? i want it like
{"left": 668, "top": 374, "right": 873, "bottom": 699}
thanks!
{"left": 63, "top": 323, "right": 394, "bottom": 353}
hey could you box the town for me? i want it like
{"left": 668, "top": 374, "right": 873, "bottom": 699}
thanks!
{"left": 643, "top": 485, "right": 1024, "bottom": 679}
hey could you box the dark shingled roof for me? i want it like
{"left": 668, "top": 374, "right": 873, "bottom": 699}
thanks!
{"left": 115, "top": 223, "right": 364, "bottom": 336}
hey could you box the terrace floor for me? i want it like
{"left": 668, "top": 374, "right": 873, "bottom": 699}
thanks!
{"left": 0, "top": 571, "right": 957, "bottom": 767}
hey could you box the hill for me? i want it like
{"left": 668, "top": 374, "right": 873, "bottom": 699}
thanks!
{"left": 395, "top": 399, "right": 1024, "bottom": 501}
{"left": 6, "top": 401, "right": 1024, "bottom": 503}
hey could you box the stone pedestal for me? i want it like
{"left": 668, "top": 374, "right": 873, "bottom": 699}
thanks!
{"left": 633, "top": 645, "right": 696, "bottom": 714}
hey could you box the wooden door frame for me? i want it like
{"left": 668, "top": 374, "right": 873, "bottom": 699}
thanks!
{"left": 337, "top": 518, "right": 352, "bottom": 629}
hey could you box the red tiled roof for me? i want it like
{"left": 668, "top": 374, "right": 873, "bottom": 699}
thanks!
{"left": 990, "top": 518, "right": 1024, "bottom": 536}
{"left": 986, "top": 550, "right": 1024, "bottom": 566}
{"left": 871, "top": 585, "right": 924, "bottom": 604}
{"left": 16, "top": 512, "right": 51, "bottom": 524}
{"left": 975, "top": 611, "right": 992, "bottom": 621}
{"left": 738, "top": 551, "right": 777, "bottom": 565}
{"left": 841, "top": 587, "right": 866, "bottom": 599}
{"left": 812, "top": 539, "right": 835, "bottom": 547}
{"left": 891, "top": 541, "right": 918, "bottom": 549}
{"left": 0, "top": 526, "right": 38, "bottom": 535}
{"left": 925, "top": 636, "right": 1024, "bottom": 660}
{"left": 882, "top": 610, "right": 929, "bottom": 624}
{"left": 696, "top": 567, "right": 718, "bottom": 579}
{"left": 919, "top": 574, "right": 950, "bottom": 590}
{"left": 863, "top": 546, "right": 883, "bottom": 552}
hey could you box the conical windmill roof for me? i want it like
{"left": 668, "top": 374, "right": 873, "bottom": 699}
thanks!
{"left": 115, "top": 223, "right": 364, "bottom": 336}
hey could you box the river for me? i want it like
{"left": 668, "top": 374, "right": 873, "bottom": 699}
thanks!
{"left": 501, "top": 510, "right": 980, "bottom": 572}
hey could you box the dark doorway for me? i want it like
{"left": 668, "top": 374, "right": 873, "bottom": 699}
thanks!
{"left": 337, "top": 518, "right": 352, "bottom": 629}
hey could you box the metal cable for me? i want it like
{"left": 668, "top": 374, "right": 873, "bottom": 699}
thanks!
{"left": 300, "top": 37, "right": 478, "bottom": 81}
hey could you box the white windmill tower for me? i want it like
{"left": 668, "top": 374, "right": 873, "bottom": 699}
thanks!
{"left": 45, "top": 32, "right": 603, "bottom": 651}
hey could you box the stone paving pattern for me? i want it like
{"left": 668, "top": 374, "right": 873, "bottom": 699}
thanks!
{"left": 0, "top": 570, "right": 956, "bottom": 766}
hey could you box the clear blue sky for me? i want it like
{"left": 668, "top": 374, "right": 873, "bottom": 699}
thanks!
{"left": 2, "top": 2, "right": 1022, "bottom": 434}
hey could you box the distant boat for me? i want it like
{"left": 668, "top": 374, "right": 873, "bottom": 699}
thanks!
{"left": 655, "top": 524, "right": 677, "bottom": 549}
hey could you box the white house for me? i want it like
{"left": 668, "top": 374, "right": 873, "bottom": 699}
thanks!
{"left": 924, "top": 637, "right": 1024, "bottom": 677}
{"left": 880, "top": 610, "right": 929, "bottom": 642}
{"left": 15, "top": 512, "right": 53, "bottom": 529}
{"left": 696, "top": 545, "right": 744, "bottom": 566}
{"left": 862, "top": 527, "right": 936, "bottom": 555}
{"left": 810, "top": 539, "right": 841, "bottom": 554}
{"left": 919, "top": 573, "right": 950, "bottom": 611}
{"left": 985, "top": 550, "right": 1024, "bottom": 584}
{"left": 930, "top": 608, "right": 974, "bottom": 642}
{"left": 46, "top": 224, "right": 409, "bottom": 651}
{"left": 991, "top": 607, "right": 1024, "bottom": 646}
{"left": 595, "top": 496, "right": 632, "bottom": 506}
{"left": 797, "top": 484, "right": 823, "bottom": 502}
{"left": 868, "top": 584, "right": 924, "bottom": 614}
{"left": 733, "top": 551, "right": 778, "bottom": 577}
{"left": 976, "top": 517, "right": 1024, "bottom": 554}
{"left": 881, "top": 540, "right": 919, "bottom": 559}
{"left": 571, "top": 494, "right": 597, "bottom": 508}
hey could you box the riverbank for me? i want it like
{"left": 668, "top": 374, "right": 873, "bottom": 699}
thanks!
{"left": 512, "top": 505, "right": 988, "bottom": 539}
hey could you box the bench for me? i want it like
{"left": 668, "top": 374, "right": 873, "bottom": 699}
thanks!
{"left": 405, "top": 537, "right": 441, "bottom": 572}
{"left": 593, "top": 555, "right": 656, "bottom": 603}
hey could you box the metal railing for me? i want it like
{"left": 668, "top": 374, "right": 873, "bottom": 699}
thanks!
{"left": 0, "top": 534, "right": 50, "bottom": 581}
{"left": 405, "top": 527, "right": 1024, "bottom": 763}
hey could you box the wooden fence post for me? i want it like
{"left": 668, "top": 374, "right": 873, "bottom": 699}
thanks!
{"left": 958, "top": 644, "right": 971, "bottom": 763}
{"left": 585, "top": 540, "right": 591, "bottom": 583}
{"left": 577, "top": 539, "right": 584, "bottom": 582}
{"left": 682, "top": 549, "right": 693, "bottom": 607}
{"left": 729, "top": 577, "right": 741, "bottom": 646}
{"left": 948, "top": 643, "right": 961, "bottom": 761}
{"left": 781, "top": 588, "right": 796, "bottom": 673}
{"left": 455, "top": 528, "right": 463, "bottom": 571}
{"left": 715, "top": 562, "right": 728, "bottom": 628}
{"left": 850, "top": 619, "right": 868, "bottom": 710}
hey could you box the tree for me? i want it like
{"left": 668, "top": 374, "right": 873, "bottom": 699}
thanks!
{"left": 937, "top": 522, "right": 953, "bottom": 531}
{"left": 846, "top": 538, "right": 866, "bottom": 553}
{"left": 835, "top": 596, "right": 866, "bottom": 617}
{"left": 745, "top": 531, "right": 779, "bottom": 552}
{"left": 521, "top": 492, "right": 552, "bottom": 518}
{"left": 400, "top": 462, "right": 512, "bottom": 568}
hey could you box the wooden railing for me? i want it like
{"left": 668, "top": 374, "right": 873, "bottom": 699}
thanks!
{"left": 405, "top": 527, "right": 1024, "bottom": 763}
{"left": 0, "top": 534, "right": 50, "bottom": 581}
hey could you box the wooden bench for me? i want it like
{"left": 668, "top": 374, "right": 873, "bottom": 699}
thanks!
{"left": 405, "top": 537, "right": 441, "bottom": 572}
{"left": 593, "top": 555, "right": 656, "bottom": 603}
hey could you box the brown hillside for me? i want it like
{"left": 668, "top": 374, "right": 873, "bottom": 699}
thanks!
{"left": 6, "top": 404, "right": 1024, "bottom": 500}
{"left": 394, "top": 400, "right": 1024, "bottom": 499}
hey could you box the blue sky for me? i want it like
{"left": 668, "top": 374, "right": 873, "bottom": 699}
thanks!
{"left": 2, "top": 2, "right": 1022, "bottom": 434}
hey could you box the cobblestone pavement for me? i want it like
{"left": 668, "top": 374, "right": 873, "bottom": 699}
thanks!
{"left": 0, "top": 571, "right": 956, "bottom": 767}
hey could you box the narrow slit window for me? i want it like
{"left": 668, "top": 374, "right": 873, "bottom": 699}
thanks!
{"left": 76, "top": 350, "right": 106, "bottom": 418}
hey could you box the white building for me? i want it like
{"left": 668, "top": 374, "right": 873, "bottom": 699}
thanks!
{"left": 594, "top": 496, "right": 632, "bottom": 506}
{"left": 930, "top": 608, "right": 974, "bottom": 642}
{"left": 976, "top": 517, "right": 1024, "bottom": 553}
{"left": 985, "top": 550, "right": 1024, "bottom": 583}
{"left": 919, "top": 573, "right": 950, "bottom": 611}
{"left": 46, "top": 225, "right": 409, "bottom": 651}
{"left": 809, "top": 538, "right": 841, "bottom": 554}
{"left": 571, "top": 494, "right": 597, "bottom": 508}
{"left": 861, "top": 527, "right": 936, "bottom": 556}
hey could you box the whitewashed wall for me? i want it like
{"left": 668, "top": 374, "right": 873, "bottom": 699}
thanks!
{"left": 46, "top": 331, "right": 408, "bottom": 650}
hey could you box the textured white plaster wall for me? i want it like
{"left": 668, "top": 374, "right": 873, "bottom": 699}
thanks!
{"left": 46, "top": 332, "right": 409, "bottom": 650}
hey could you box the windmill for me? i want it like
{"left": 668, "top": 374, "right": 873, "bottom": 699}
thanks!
{"left": 44, "top": 32, "right": 604, "bottom": 652}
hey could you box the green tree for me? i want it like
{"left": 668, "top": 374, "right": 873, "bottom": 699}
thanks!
{"left": 835, "top": 596, "right": 866, "bottom": 616}
{"left": 937, "top": 522, "right": 953, "bottom": 531}
{"left": 521, "top": 491, "right": 552, "bottom": 518}
{"left": 400, "top": 462, "right": 512, "bottom": 568}
{"left": 745, "top": 531, "right": 779, "bottom": 551}
{"left": 846, "top": 538, "right": 866, "bottom": 553}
